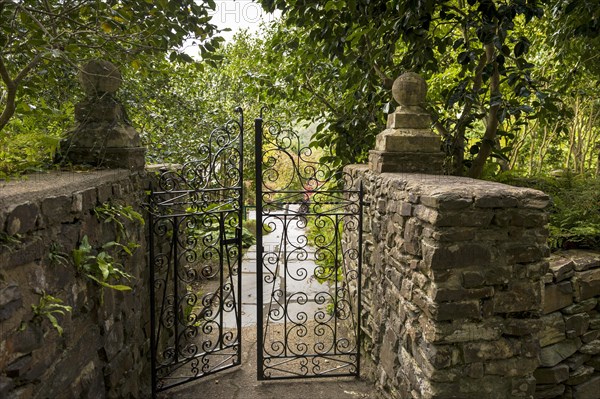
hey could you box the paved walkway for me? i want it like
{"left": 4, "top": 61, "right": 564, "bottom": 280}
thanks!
{"left": 162, "top": 327, "right": 377, "bottom": 399}
{"left": 223, "top": 207, "right": 329, "bottom": 328}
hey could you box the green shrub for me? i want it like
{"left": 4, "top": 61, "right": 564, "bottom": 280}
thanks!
{"left": 305, "top": 214, "right": 344, "bottom": 284}
{"left": 0, "top": 132, "right": 61, "bottom": 178}
{"left": 495, "top": 173, "right": 600, "bottom": 251}
{"left": 242, "top": 219, "right": 273, "bottom": 236}
{"left": 191, "top": 217, "right": 256, "bottom": 248}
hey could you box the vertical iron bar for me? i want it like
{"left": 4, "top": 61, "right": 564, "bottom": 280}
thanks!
{"left": 148, "top": 189, "right": 157, "bottom": 399}
{"left": 283, "top": 212, "right": 288, "bottom": 358}
{"left": 356, "top": 181, "right": 364, "bottom": 377}
{"left": 255, "top": 115, "right": 264, "bottom": 380}
{"left": 173, "top": 215, "right": 179, "bottom": 365}
{"left": 333, "top": 213, "right": 339, "bottom": 354}
{"left": 219, "top": 211, "right": 225, "bottom": 349}
{"left": 237, "top": 108, "right": 244, "bottom": 361}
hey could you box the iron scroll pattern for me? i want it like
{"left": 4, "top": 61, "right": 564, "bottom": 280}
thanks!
{"left": 255, "top": 116, "right": 363, "bottom": 380}
{"left": 147, "top": 109, "right": 243, "bottom": 394}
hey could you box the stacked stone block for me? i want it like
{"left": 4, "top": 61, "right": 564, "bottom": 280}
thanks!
{"left": 0, "top": 170, "right": 150, "bottom": 398}
{"left": 346, "top": 165, "right": 550, "bottom": 399}
{"left": 535, "top": 250, "right": 600, "bottom": 399}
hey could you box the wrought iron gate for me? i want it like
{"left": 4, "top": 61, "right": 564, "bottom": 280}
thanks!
{"left": 255, "top": 112, "right": 363, "bottom": 379}
{"left": 147, "top": 108, "right": 363, "bottom": 394}
{"left": 147, "top": 109, "right": 244, "bottom": 396}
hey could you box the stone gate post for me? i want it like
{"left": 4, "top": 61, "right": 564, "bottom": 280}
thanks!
{"left": 60, "top": 59, "right": 145, "bottom": 170}
{"left": 347, "top": 73, "right": 550, "bottom": 399}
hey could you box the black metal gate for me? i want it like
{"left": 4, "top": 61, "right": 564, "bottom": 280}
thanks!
{"left": 147, "top": 109, "right": 244, "bottom": 396}
{"left": 147, "top": 108, "right": 363, "bottom": 394}
{"left": 254, "top": 112, "right": 363, "bottom": 379}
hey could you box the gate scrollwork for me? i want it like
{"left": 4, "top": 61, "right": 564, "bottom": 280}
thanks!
{"left": 148, "top": 108, "right": 244, "bottom": 395}
{"left": 255, "top": 113, "right": 363, "bottom": 380}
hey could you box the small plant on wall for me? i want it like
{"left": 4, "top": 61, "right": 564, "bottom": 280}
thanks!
{"left": 31, "top": 292, "right": 72, "bottom": 336}
{"left": 0, "top": 231, "right": 22, "bottom": 252}
{"left": 71, "top": 201, "right": 144, "bottom": 298}
{"left": 94, "top": 201, "right": 145, "bottom": 253}
{"left": 48, "top": 242, "right": 69, "bottom": 267}
{"left": 72, "top": 235, "right": 133, "bottom": 292}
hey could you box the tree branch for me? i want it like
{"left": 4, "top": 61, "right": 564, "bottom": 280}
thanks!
{"left": 0, "top": 57, "right": 13, "bottom": 89}
{"left": 363, "top": 38, "right": 394, "bottom": 89}
{"left": 373, "top": 62, "right": 394, "bottom": 89}
{"left": 302, "top": 73, "right": 338, "bottom": 115}
{"left": 19, "top": 5, "right": 53, "bottom": 39}
{"left": 452, "top": 49, "right": 488, "bottom": 174}
{"left": 14, "top": 52, "right": 44, "bottom": 85}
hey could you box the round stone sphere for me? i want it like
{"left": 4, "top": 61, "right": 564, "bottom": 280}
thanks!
{"left": 392, "top": 72, "right": 427, "bottom": 106}
{"left": 79, "top": 60, "right": 122, "bottom": 96}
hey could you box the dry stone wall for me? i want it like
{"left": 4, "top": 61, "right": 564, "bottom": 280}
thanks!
{"left": 346, "top": 165, "right": 550, "bottom": 399}
{"left": 535, "top": 250, "right": 600, "bottom": 399}
{"left": 0, "top": 170, "right": 150, "bottom": 398}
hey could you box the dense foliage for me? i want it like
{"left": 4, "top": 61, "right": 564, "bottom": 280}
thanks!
{"left": 0, "top": 0, "right": 223, "bottom": 176}
{"left": 2, "top": 1, "right": 598, "bottom": 178}
{"left": 497, "top": 173, "right": 600, "bottom": 250}
{"left": 0, "top": 1, "right": 598, "bottom": 247}
{"left": 258, "top": 0, "right": 599, "bottom": 178}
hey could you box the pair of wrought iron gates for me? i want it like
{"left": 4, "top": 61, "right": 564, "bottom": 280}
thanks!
{"left": 148, "top": 109, "right": 363, "bottom": 396}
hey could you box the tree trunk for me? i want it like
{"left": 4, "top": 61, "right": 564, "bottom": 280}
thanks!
{"left": 0, "top": 53, "right": 43, "bottom": 133}
{"left": 453, "top": 51, "right": 488, "bottom": 175}
{"left": 468, "top": 43, "right": 500, "bottom": 179}
{"left": 0, "top": 59, "right": 17, "bottom": 133}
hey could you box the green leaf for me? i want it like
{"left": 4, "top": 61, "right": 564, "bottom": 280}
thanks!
{"left": 96, "top": 255, "right": 111, "bottom": 280}
{"left": 514, "top": 41, "right": 525, "bottom": 57}
{"left": 179, "top": 53, "right": 194, "bottom": 63}
{"left": 46, "top": 313, "right": 63, "bottom": 335}
{"left": 73, "top": 236, "right": 92, "bottom": 268}
{"left": 87, "top": 275, "right": 132, "bottom": 291}
{"left": 457, "top": 51, "right": 470, "bottom": 65}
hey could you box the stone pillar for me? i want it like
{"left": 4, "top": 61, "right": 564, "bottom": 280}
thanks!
{"left": 346, "top": 166, "right": 550, "bottom": 399}
{"left": 369, "top": 72, "right": 445, "bottom": 174}
{"left": 60, "top": 60, "right": 145, "bottom": 170}
{"left": 346, "top": 72, "right": 552, "bottom": 399}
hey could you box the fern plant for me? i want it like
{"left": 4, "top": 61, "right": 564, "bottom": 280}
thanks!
{"left": 94, "top": 202, "right": 144, "bottom": 249}
{"left": 495, "top": 173, "right": 600, "bottom": 251}
{"left": 48, "top": 242, "right": 69, "bottom": 267}
{"left": 94, "top": 202, "right": 145, "bottom": 228}
{"left": 31, "top": 293, "right": 72, "bottom": 336}
{"left": 0, "top": 232, "right": 21, "bottom": 252}
{"left": 72, "top": 236, "right": 133, "bottom": 292}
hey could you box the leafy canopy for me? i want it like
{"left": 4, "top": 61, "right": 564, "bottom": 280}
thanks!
{"left": 0, "top": 0, "right": 223, "bottom": 132}
{"left": 257, "top": 0, "right": 559, "bottom": 177}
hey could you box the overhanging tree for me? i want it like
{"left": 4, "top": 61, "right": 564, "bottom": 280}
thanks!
{"left": 259, "top": 0, "right": 548, "bottom": 177}
{"left": 0, "top": 0, "right": 223, "bottom": 133}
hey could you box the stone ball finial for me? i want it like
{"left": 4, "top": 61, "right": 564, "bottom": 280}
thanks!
{"left": 392, "top": 72, "right": 427, "bottom": 107}
{"left": 79, "top": 60, "right": 122, "bottom": 96}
